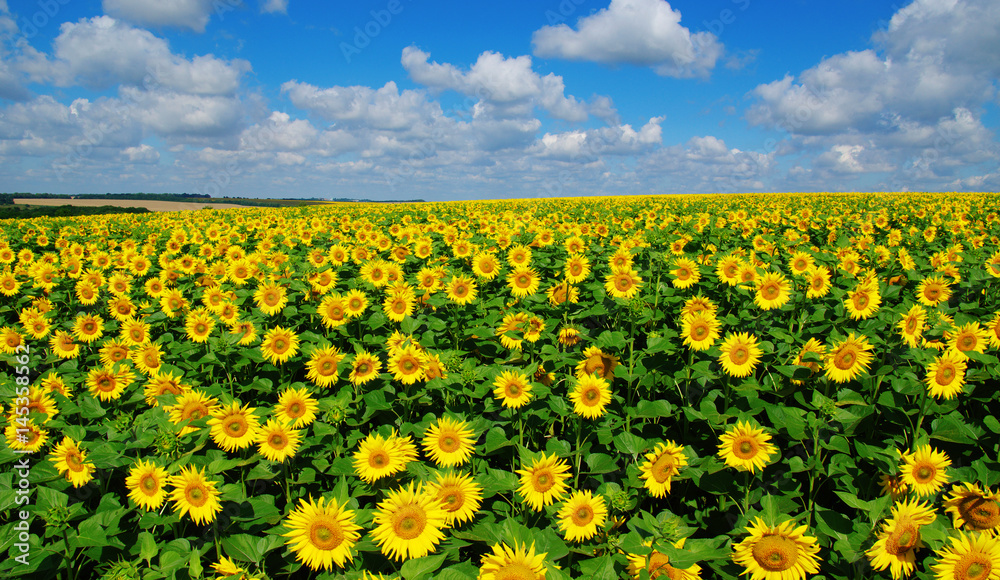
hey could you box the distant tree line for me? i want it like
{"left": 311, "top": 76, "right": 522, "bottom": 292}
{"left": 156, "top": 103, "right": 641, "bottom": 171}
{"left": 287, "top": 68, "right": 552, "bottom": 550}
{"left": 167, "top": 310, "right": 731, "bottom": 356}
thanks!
{"left": 0, "top": 205, "right": 150, "bottom": 220}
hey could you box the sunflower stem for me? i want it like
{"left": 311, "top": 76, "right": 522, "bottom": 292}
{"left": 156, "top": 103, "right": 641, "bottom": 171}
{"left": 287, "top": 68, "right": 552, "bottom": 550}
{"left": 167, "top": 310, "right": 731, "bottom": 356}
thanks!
{"left": 61, "top": 527, "right": 76, "bottom": 580}
{"left": 574, "top": 415, "right": 584, "bottom": 488}
{"left": 742, "top": 470, "right": 751, "bottom": 515}
{"left": 912, "top": 385, "right": 931, "bottom": 448}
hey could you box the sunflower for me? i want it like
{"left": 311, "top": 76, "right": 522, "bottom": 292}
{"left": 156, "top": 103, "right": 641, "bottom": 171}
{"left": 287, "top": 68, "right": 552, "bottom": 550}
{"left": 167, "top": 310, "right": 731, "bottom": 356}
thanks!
{"left": 388, "top": 344, "right": 427, "bottom": 384}
{"left": 306, "top": 345, "right": 346, "bottom": 388}
{"left": 732, "top": 518, "right": 821, "bottom": 580}
{"left": 169, "top": 465, "right": 223, "bottom": 525}
{"left": 717, "top": 421, "right": 777, "bottom": 474}
{"left": 558, "top": 326, "right": 582, "bottom": 347}
{"left": 0, "top": 270, "right": 19, "bottom": 296}
{"left": 716, "top": 255, "right": 742, "bottom": 286}
{"left": 73, "top": 313, "right": 104, "bottom": 343}
{"left": 931, "top": 530, "right": 1000, "bottom": 580}
{"left": 546, "top": 281, "right": 580, "bottom": 306}
{"left": 49, "top": 436, "right": 95, "bottom": 488}
{"left": 680, "top": 311, "right": 720, "bottom": 351}
{"left": 507, "top": 245, "right": 532, "bottom": 267}
{"left": 575, "top": 346, "right": 619, "bottom": 381}
{"left": 987, "top": 312, "right": 1000, "bottom": 349}
{"left": 274, "top": 387, "right": 319, "bottom": 428}
{"left": 318, "top": 294, "right": 349, "bottom": 328}
{"left": 167, "top": 389, "right": 220, "bottom": 436}
{"left": 428, "top": 471, "right": 483, "bottom": 527}
{"left": 672, "top": 257, "right": 701, "bottom": 289}
{"left": 516, "top": 452, "right": 571, "bottom": 511}
{"left": 0, "top": 326, "right": 24, "bottom": 355}
{"left": 86, "top": 365, "right": 131, "bottom": 402}
{"left": 557, "top": 490, "right": 608, "bottom": 542}
{"left": 507, "top": 266, "right": 540, "bottom": 298}
{"left": 472, "top": 253, "right": 501, "bottom": 280}
{"left": 353, "top": 431, "right": 418, "bottom": 484}
{"left": 493, "top": 369, "right": 533, "bottom": 409}
{"left": 4, "top": 419, "right": 48, "bottom": 452}
{"left": 143, "top": 370, "right": 189, "bottom": 406}
{"left": 260, "top": 326, "right": 300, "bottom": 365}
{"left": 125, "top": 459, "right": 169, "bottom": 510}
{"left": 824, "top": 333, "right": 874, "bottom": 383}
{"left": 925, "top": 351, "right": 968, "bottom": 400}
{"left": 717, "top": 332, "right": 762, "bottom": 378}
{"left": 867, "top": 498, "right": 938, "bottom": 579}
{"left": 564, "top": 254, "right": 591, "bottom": 283}
{"left": 879, "top": 473, "right": 909, "bottom": 501}
{"left": 131, "top": 342, "right": 163, "bottom": 375}
{"left": 422, "top": 417, "right": 476, "bottom": 467}
{"left": 383, "top": 290, "right": 415, "bottom": 322}
{"left": 120, "top": 317, "right": 150, "bottom": 346}
{"left": 804, "top": 267, "right": 831, "bottom": 298}
{"left": 569, "top": 374, "right": 612, "bottom": 419}
{"left": 49, "top": 331, "right": 80, "bottom": 359}
{"left": 944, "top": 483, "right": 1000, "bottom": 533}
{"left": 496, "top": 312, "right": 528, "bottom": 350}
{"left": 13, "top": 386, "right": 59, "bottom": 423}
{"left": 98, "top": 337, "right": 130, "bottom": 367}
{"left": 626, "top": 537, "right": 702, "bottom": 580}
{"left": 229, "top": 320, "right": 258, "bottom": 346}
{"left": 918, "top": 275, "right": 952, "bottom": 307}
{"left": 605, "top": 267, "right": 642, "bottom": 299}
{"left": 898, "top": 305, "right": 927, "bottom": 348}
{"left": 948, "top": 322, "right": 990, "bottom": 359}
{"left": 845, "top": 280, "right": 881, "bottom": 320}
{"left": 754, "top": 271, "right": 791, "bottom": 310}
{"left": 370, "top": 482, "right": 448, "bottom": 562}
{"left": 446, "top": 275, "right": 478, "bottom": 305}
{"left": 788, "top": 251, "right": 815, "bottom": 275}
{"left": 639, "top": 441, "right": 687, "bottom": 498}
{"left": 900, "top": 445, "right": 951, "bottom": 497}
{"left": 256, "top": 419, "right": 302, "bottom": 463}
{"left": 349, "top": 351, "right": 382, "bottom": 385}
{"left": 283, "top": 495, "right": 362, "bottom": 571}
{"left": 791, "top": 339, "right": 826, "bottom": 386}
{"left": 478, "top": 541, "right": 547, "bottom": 580}
{"left": 208, "top": 401, "right": 260, "bottom": 452}
{"left": 184, "top": 308, "right": 215, "bottom": 343}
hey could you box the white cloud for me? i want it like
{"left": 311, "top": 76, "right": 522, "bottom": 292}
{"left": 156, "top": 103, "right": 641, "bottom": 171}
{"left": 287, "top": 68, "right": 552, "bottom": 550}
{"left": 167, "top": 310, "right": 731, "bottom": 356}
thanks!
{"left": 401, "top": 46, "right": 590, "bottom": 122}
{"left": 22, "top": 17, "right": 249, "bottom": 95}
{"left": 814, "top": 144, "right": 894, "bottom": 174}
{"left": 102, "top": 0, "right": 222, "bottom": 33}
{"left": 531, "top": 0, "right": 723, "bottom": 78}
{"left": 129, "top": 89, "right": 243, "bottom": 137}
{"left": 240, "top": 111, "right": 318, "bottom": 151}
{"left": 121, "top": 143, "right": 159, "bottom": 163}
{"left": 531, "top": 117, "right": 663, "bottom": 160}
{"left": 282, "top": 80, "right": 443, "bottom": 131}
{"left": 261, "top": 0, "right": 288, "bottom": 15}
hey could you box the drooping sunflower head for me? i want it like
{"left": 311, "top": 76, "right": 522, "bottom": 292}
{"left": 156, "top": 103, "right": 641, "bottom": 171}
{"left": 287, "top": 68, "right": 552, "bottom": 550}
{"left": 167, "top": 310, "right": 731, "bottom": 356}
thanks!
{"left": 944, "top": 483, "right": 1000, "bottom": 533}
{"left": 639, "top": 441, "right": 688, "bottom": 498}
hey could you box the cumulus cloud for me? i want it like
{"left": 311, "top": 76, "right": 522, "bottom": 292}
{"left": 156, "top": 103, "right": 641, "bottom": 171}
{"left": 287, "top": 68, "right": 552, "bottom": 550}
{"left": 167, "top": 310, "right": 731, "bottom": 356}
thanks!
{"left": 281, "top": 80, "right": 443, "bottom": 131}
{"left": 102, "top": 0, "right": 226, "bottom": 33}
{"left": 121, "top": 143, "right": 159, "bottom": 163}
{"left": 401, "top": 46, "right": 590, "bottom": 122}
{"left": 531, "top": 117, "right": 664, "bottom": 160}
{"left": 531, "top": 0, "right": 723, "bottom": 78}
{"left": 20, "top": 17, "right": 250, "bottom": 95}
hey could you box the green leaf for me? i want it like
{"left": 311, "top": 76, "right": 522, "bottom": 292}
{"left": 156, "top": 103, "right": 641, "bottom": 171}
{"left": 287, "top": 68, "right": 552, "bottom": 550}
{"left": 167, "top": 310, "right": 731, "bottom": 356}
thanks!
{"left": 577, "top": 555, "right": 617, "bottom": 580}
{"left": 138, "top": 531, "right": 157, "bottom": 563}
{"left": 930, "top": 412, "right": 982, "bottom": 444}
{"left": 484, "top": 427, "right": 514, "bottom": 453}
{"left": 585, "top": 453, "right": 619, "bottom": 474}
{"left": 401, "top": 553, "right": 447, "bottom": 580}
{"left": 613, "top": 431, "right": 645, "bottom": 456}
{"left": 633, "top": 399, "right": 673, "bottom": 419}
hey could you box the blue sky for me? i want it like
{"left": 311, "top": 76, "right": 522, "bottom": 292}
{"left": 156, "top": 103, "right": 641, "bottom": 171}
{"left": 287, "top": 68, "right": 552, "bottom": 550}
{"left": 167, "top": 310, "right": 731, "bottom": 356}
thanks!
{"left": 1, "top": 0, "right": 998, "bottom": 200}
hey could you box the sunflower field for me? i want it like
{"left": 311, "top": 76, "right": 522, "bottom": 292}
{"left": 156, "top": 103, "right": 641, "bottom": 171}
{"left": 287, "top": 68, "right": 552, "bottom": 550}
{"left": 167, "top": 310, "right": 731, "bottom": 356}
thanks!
{"left": 1, "top": 192, "right": 1000, "bottom": 580}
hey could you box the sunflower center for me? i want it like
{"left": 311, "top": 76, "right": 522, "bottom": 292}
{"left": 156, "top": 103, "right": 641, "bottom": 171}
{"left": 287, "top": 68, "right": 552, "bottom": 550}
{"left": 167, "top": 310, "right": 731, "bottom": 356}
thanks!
{"left": 751, "top": 535, "right": 799, "bottom": 572}
{"left": 66, "top": 451, "right": 84, "bottom": 471}
{"left": 735, "top": 439, "right": 758, "bottom": 460}
{"left": 288, "top": 402, "right": 303, "bottom": 417}
{"left": 393, "top": 300, "right": 407, "bottom": 314}
{"left": 835, "top": 348, "right": 858, "bottom": 370}
{"left": 572, "top": 505, "right": 594, "bottom": 526}
{"left": 677, "top": 268, "right": 691, "bottom": 280}
{"left": 226, "top": 416, "right": 247, "bottom": 436}
{"left": 936, "top": 364, "right": 957, "bottom": 385}
{"left": 583, "top": 386, "right": 600, "bottom": 404}
{"left": 651, "top": 453, "right": 676, "bottom": 483}
{"left": 533, "top": 471, "right": 554, "bottom": 492}
{"left": 959, "top": 335, "right": 975, "bottom": 351}
{"left": 369, "top": 450, "right": 389, "bottom": 468}
{"left": 886, "top": 524, "right": 920, "bottom": 555}
{"left": 186, "top": 485, "right": 207, "bottom": 507}
{"left": 959, "top": 558, "right": 991, "bottom": 580}
{"left": 391, "top": 505, "right": 427, "bottom": 540}
{"left": 959, "top": 497, "right": 1000, "bottom": 530}
{"left": 570, "top": 264, "right": 582, "bottom": 276}
{"left": 309, "top": 519, "right": 345, "bottom": 551}
{"left": 357, "top": 363, "right": 371, "bottom": 375}
{"left": 505, "top": 383, "right": 521, "bottom": 397}
{"left": 647, "top": 552, "right": 678, "bottom": 579}
{"left": 763, "top": 283, "right": 779, "bottom": 299}
{"left": 692, "top": 322, "right": 709, "bottom": 340}
{"left": 617, "top": 276, "right": 631, "bottom": 291}
{"left": 915, "top": 464, "right": 935, "bottom": 483}
{"left": 905, "top": 318, "right": 917, "bottom": 333}
{"left": 269, "top": 434, "right": 287, "bottom": 449}
{"left": 854, "top": 293, "right": 869, "bottom": 309}
{"left": 439, "top": 435, "right": 460, "bottom": 453}
{"left": 730, "top": 346, "right": 749, "bottom": 365}
{"left": 401, "top": 358, "right": 418, "bottom": 373}
{"left": 274, "top": 339, "right": 288, "bottom": 352}
{"left": 140, "top": 474, "right": 158, "bottom": 493}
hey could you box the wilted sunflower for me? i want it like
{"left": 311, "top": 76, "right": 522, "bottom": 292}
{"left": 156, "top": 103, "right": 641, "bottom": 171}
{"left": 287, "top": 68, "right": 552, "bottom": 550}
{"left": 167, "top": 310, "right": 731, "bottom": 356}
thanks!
{"left": 824, "top": 333, "right": 874, "bottom": 383}
{"left": 680, "top": 311, "right": 720, "bottom": 351}
{"left": 925, "top": 350, "right": 967, "bottom": 399}
{"left": 879, "top": 473, "right": 909, "bottom": 501}
{"left": 557, "top": 490, "right": 608, "bottom": 542}
{"left": 754, "top": 271, "right": 791, "bottom": 310}
{"left": 207, "top": 401, "right": 260, "bottom": 452}
{"left": 349, "top": 351, "right": 382, "bottom": 385}
{"left": 492, "top": 369, "right": 533, "bottom": 409}
{"left": 370, "top": 482, "right": 448, "bottom": 562}
{"left": 422, "top": 417, "right": 476, "bottom": 467}
{"left": 900, "top": 445, "right": 951, "bottom": 497}
{"left": 353, "top": 431, "right": 418, "bottom": 484}
{"left": 732, "top": 518, "right": 821, "bottom": 580}
{"left": 169, "top": 465, "right": 222, "bottom": 525}
{"left": 717, "top": 332, "right": 762, "bottom": 378}
{"left": 260, "top": 326, "right": 300, "bottom": 365}
{"left": 575, "top": 345, "right": 619, "bottom": 381}
{"left": 718, "top": 421, "right": 777, "bottom": 474}
{"left": 568, "top": 374, "right": 612, "bottom": 419}
{"left": 478, "top": 541, "right": 547, "bottom": 580}
{"left": 306, "top": 345, "right": 346, "bottom": 388}
{"left": 256, "top": 419, "right": 302, "bottom": 463}
{"left": 49, "top": 436, "right": 95, "bottom": 488}
{"left": 274, "top": 387, "right": 319, "bottom": 428}
{"left": 283, "top": 496, "right": 362, "bottom": 571}
{"left": 558, "top": 326, "right": 582, "bottom": 347}
{"left": 125, "top": 459, "right": 169, "bottom": 510}
{"left": 639, "top": 441, "right": 687, "bottom": 498}
{"left": 546, "top": 281, "right": 579, "bottom": 306}
{"left": 516, "top": 452, "right": 571, "bottom": 511}
{"left": 867, "top": 498, "right": 937, "bottom": 579}
{"left": 428, "top": 471, "right": 483, "bottom": 527}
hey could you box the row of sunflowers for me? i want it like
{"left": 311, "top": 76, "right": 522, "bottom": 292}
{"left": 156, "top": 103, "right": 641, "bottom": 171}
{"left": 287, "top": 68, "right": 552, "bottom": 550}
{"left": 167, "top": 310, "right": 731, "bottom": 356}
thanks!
{"left": 1, "top": 192, "right": 1000, "bottom": 580}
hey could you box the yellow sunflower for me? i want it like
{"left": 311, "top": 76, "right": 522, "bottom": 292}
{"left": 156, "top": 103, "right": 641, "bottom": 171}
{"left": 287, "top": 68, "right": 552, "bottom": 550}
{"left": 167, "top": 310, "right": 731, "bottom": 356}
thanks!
{"left": 568, "top": 374, "right": 612, "bottom": 419}
{"left": 680, "top": 311, "right": 720, "bottom": 351}
{"left": 732, "top": 518, "right": 821, "bottom": 580}
{"left": 931, "top": 530, "right": 1000, "bottom": 580}
{"left": 167, "top": 389, "right": 220, "bottom": 436}
{"left": 804, "top": 267, "right": 831, "bottom": 299}
{"left": 900, "top": 445, "right": 951, "bottom": 497}
{"left": 256, "top": 419, "right": 302, "bottom": 463}
{"left": 478, "top": 541, "right": 547, "bottom": 580}
{"left": 207, "top": 401, "right": 260, "bottom": 452}
{"left": 306, "top": 345, "right": 346, "bottom": 388}
{"left": 626, "top": 538, "right": 702, "bottom": 580}
{"left": 428, "top": 470, "right": 483, "bottom": 527}
{"left": 754, "top": 271, "right": 791, "bottom": 310}
{"left": 672, "top": 257, "right": 701, "bottom": 289}
{"left": 125, "top": 459, "right": 169, "bottom": 510}
{"left": 717, "top": 332, "right": 762, "bottom": 378}
{"left": 639, "top": 441, "right": 687, "bottom": 498}
{"left": 388, "top": 344, "right": 427, "bottom": 384}
{"left": 274, "top": 387, "right": 319, "bottom": 428}
{"left": 564, "top": 254, "right": 591, "bottom": 283}
{"left": 845, "top": 280, "right": 881, "bottom": 320}
{"left": 574, "top": 345, "right": 619, "bottom": 381}
{"left": 898, "top": 305, "right": 927, "bottom": 348}
{"left": 254, "top": 281, "right": 288, "bottom": 316}
{"left": 143, "top": 370, "right": 189, "bottom": 406}
{"left": 353, "top": 431, "right": 418, "bottom": 484}
{"left": 925, "top": 350, "right": 967, "bottom": 399}
{"left": 516, "top": 452, "right": 572, "bottom": 511}
{"left": 493, "top": 369, "right": 533, "bottom": 409}
{"left": 260, "top": 326, "right": 300, "bottom": 365}
{"left": 867, "top": 498, "right": 938, "bottom": 579}
{"left": 604, "top": 267, "right": 642, "bottom": 299}
{"left": 49, "top": 331, "right": 80, "bottom": 359}
{"left": 370, "top": 482, "right": 448, "bottom": 562}
{"left": 446, "top": 275, "right": 478, "bottom": 305}
{"left": 557, "top": 490, "right": 607, "bottom": 542}
{"left": 283, "top": 496, "right": 362, "bottom": 571}
{"left": 318, "top": 294, "right": 350, "bottom": 328}
{"left": 947, "top": 322, "right": 990, "bottom": 359}
{"left": 944, "top": 483, "right": 1000, "bottom": 534}
{"left": 48, "top": 436, "right": 95, "bottom": 488}
{"left": 717, "top": 421, "right": 777, "bottom": 474}
{"left": 917, "top": 275, "right": 952, "bottom": 307}
{"left": 824, "top": 333, "right": 874, "bottom": 383}
{"left": 472, "top": 253, "right": 501, "bottom": 281}
{"left": 86, "top": 365, "right": 132, "bottom": 402}
{"left": 507, "top": 266, "right": 540, "bottom": 298}
{"left": 349, "top": 351, "right": 382, "bottom": 385}
{"left": 791, "top": 339, "right": 826, "bottom": 386}
{"left": 169, "top": 465, "right": 223, "bottom": 525}
{"left": 184, "top": 308, "right": 215, "bottom": 343}
{"left": 4, "top": 419, "right": 48, "bottom": 452}
{"left": 422, "top": 417, "right": 476, "bottom": 467}
{"left": 716, "top": 255, "right": 743, "bottom": 286}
